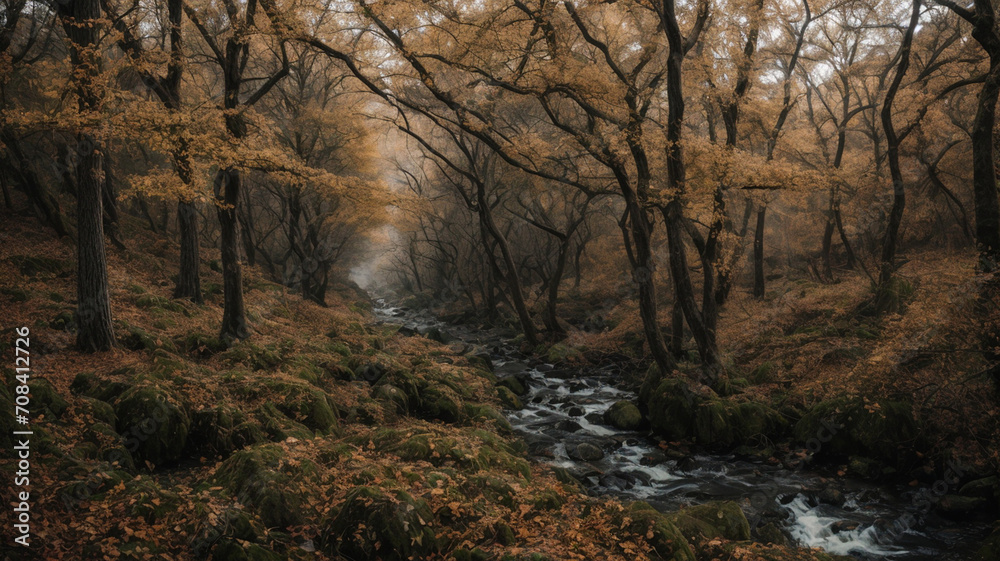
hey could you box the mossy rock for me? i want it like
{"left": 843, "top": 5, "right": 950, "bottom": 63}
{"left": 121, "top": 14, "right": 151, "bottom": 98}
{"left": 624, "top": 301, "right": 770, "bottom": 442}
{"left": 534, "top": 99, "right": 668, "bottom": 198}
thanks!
{"left": 533, "top": 489, "right": 566, "bottom": 511}
{"left": 546, "top": 343, "right": 583, "bottom": 364}
{"left": 646, "top": 378, "right": 786, "bottom": 447}
{"left": 666, "top": 501, "right": 751, "bottom": 542}
{"left": 604, "top": 400, "right": 642, "bottom": 430}
{"left": 187, "top": 406, "right": 238, "bottom": 454}
{"left": 8, "top": 255, "right": 68, "bottom": 277}
{"left": 28, "top": 378, "right": 68, "bottom": 419}
{"left": 618, "top": 502, "right": 696, "bottom": 561}
{"left": 452, "top": 548, "right": 491, "bottom": 561}
{"left": 464, "top": 403, "right": 512, "bottom": 432}
{"left": 497, "top": 386, "right": 523, "bottom": 409}
{"left": 373, "top": 383, "right": 409, "bottom": 415}
{"left": 82, "top": 397, "right": 117, "bottom": 425}
{"left": 222, "top": 341, "right": 283, "bottom": 370}
{"left": 238, "top": 379, "right": 339, "bottom": 434}
{"left": 252, "top": 403, "right": 313, "bottom": 442}
{"left": 178, "top": 331, "right": 227, "bottom": 358}
{"left": 113, "top": 383, "right": 190, "bottom": 467}
{"left": 71, "top": 371, "right": 132, "bottom": 403}
{"left": 497, "top": 376, "right": 527, "bottom": 397}
{"left": 793, "top": 396, "right": 918, "bottom": 462}
{"left": 415, "top": 383, "right": 463, "bottom": 423}
{"left": 124, "top": 479, "right": 181, "bottom": 524}
{"left": 82, "top": 421, "right": 136, "bottom": 471}
{"left": 120, "top": 325, "right": 174, "bottom": 353}
{"left": 976, "top": 526, "right": 1000, "bottom": 560}
{"left": 324, "top": 485, "right": 438, "bottom": 561}
{"left": 212, "top": 444, "right": 306, "bottom": 529}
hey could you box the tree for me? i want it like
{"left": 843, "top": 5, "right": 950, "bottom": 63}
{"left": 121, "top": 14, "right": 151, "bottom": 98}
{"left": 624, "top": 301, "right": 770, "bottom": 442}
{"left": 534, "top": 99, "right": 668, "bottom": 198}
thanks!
{"left": 183, "top": 0, "right": 289, "bottom": 340}
{"left": 55, "top": 0, "right": 115, "bottom": 351}
{"left": 937, "top": 0, "right": 1000, "bottom": 271}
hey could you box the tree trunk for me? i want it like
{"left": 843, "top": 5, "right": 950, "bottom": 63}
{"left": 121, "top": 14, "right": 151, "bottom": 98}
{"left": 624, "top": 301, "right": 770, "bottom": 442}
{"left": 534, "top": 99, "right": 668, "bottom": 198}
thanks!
{"left": 174, "top": 199, "right": 203, "bottom": 303}
{"left": 753, "top": 204, "right": 766, "bottom": 298}
{"left": 971, "top": 57, "right": 1000, "bottom": 270}
{"left": 58, "top": 0, "right": 115, "bottom": 352}
{"left": 476, "top": 182, "right": 538, "bottom": 345}
{"left": 74, "top": 133, "right": 116, "bottom": 352}
{"left": 216, "top": 167, "right": 249, "bottom": 341}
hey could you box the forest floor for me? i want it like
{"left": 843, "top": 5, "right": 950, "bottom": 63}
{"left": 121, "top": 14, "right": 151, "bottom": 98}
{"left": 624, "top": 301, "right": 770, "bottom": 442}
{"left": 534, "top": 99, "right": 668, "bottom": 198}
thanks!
{"left": 0, "top": 210, "right": 867, "bottom": 560}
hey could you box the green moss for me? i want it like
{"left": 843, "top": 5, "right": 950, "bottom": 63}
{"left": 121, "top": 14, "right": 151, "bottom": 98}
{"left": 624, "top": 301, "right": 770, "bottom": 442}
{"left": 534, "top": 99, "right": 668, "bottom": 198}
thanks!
{"left": 237, "top": 379, "right": 339, "bottom": 434}
{"left": 604, "top": 400, "right": 642, "bottom": 430}
{"left": 618, "top": 502, "right": 696, "bottom": 561}
{"left": 212, "top": 444, "right": 306, "bottom": 529}
{"left": 533, "top": 489, "right": 566, "bottom": 511}
{"left": 324, "top": 485, "right": 438, "bottom": 561}
{"left": 793, "top": 396, "right": 918, "bottom": 462}
{"left": 666, "top": 501, "right": 750, "bottom": 543}
{"left": 497, "top": 376, "right": 527, "bottom": 396}
{"left": 28, "top": 378, "right": 68, "bottom": 419}
{"left": 497, "top": 386, "right": 523, "bottom": 409}
{"left": 113, "top": 383, "right": 190, "bottom": 466}
{"left": 646, "top": 378, "right": 786, "bottom": 447}
{"left": 253, "top": 403, "right": 313, "bottom": 442}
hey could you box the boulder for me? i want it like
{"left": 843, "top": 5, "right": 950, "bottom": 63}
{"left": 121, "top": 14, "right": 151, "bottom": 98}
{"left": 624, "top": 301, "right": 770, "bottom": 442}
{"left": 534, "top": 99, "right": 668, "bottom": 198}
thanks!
{"left": 324, "top": 485, "right": 438, "bottom": 561}
{"left": 114, "top": 383, "right": 190, "bottom": 466}
{"left": 604, "top": 400, "right": 643, "bottom": 431}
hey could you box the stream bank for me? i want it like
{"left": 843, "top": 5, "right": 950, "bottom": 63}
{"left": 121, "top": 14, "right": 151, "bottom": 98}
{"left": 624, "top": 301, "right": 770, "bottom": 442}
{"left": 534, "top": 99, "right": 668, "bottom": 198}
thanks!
{"left": 375, "top": 299, "right": 996, "bottom": 560}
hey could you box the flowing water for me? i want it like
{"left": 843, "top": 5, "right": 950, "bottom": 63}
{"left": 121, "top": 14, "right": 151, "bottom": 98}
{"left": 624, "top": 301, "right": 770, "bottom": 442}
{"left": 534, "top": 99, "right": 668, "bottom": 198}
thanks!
{"left": 374, "top": 300, "right": 992, "bottom": 560}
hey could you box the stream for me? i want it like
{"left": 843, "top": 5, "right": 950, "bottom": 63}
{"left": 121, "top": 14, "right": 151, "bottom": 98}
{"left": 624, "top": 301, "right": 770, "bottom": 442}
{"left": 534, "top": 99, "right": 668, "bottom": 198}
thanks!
{"left": 373, "top": 299, "right": 992, "bottom": 560}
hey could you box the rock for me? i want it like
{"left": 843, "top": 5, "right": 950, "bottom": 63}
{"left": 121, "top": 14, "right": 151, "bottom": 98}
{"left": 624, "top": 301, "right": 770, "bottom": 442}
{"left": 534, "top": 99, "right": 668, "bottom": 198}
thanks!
{"left": 667, "top": 501, "right": 751, "bottom": 542}
{"left": 604, "top": 400, "right": 643, "bottom": 431}
{"left": 555, "top": 420, "right": 583, "bottom": 433}
{"left": 756, "top": 522, "right": 788, "bottom": 545}
{"left": 567, "top": 406, "right": 586, "bottom": 417}
{"left": 568, "top": 442, "right": 604, "bottom": 462}
{"left": 396, "top": 326, "right": 417, "bottom": 337}
{"left": 497, "top": 376, "right": 527, "bottom": 396}
{"left": 355, "top": 363, "right": 386, "bottom": 385}
{"left": 831, "top": 521, "right": 858, "bottom": 534}
{"left": 936, "top": 494, "right": 986, "bottom": 518}
{"left": 114, "top": 383, "right": 190, "bottom": 466}
{"left": 212, "top": 444, "right": 306, "bottom": 529}
{"left": 645, "top": 378, "right": 786, "bottom": 447}
{"left": 415, "top": 384, "right": 463, "bottom": 423}
{"left": 793, "top": 396, "right": 918, "bottom": 462}
{"left": 616, "top": 502, "right": 696, "bottom": 561}
{"left": 373, "top": 384, "right": 408, "bottom": 414}
{"left": 497, "top": 386, "right": 523, "bottom": 410}
{"left": 324, "top": 486, "right": 438, "bottom": 561}
{"left": 960, "top": 475, "right": 1000, "bottom": 500}
{"left": 28, "top": 378, "right": 68, "bottom": 419}
{"left": 817, "top": 487, "right": 846, "bottom": 508}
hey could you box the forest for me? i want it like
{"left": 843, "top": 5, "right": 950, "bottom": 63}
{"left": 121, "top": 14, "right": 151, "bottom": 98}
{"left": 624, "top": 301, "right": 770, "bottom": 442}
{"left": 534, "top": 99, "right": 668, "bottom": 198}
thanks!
{"left": 3, "top": 0, "right": 1000, "bottom": 559}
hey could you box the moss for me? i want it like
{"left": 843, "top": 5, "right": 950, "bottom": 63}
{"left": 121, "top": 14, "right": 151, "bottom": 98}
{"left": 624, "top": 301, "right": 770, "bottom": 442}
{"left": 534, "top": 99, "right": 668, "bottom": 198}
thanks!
{"left": 604, "top": 400, "right": 642, "bottom": 430}
{"left": 497, "top": 386, "right": 523, "bottom": 409}
{"left": 113, "top": 383, "right": 190, "bottom": 466}
{"left": 324, "top": 485, "right": 438, "bottom": 561}
{"left": 546, "top": 343, "right": 583, "bottom": 364}
{"left": 253, "top": 403, "right": 313, "bottom": 442}
{"left": 223, "top": 341, "right": 283, "bottom": 370}
{"left": 463, "top": 403, "right": 512, "bottom": 432}
{"left": 135, "top": 294, "right": 186, "bottom": 313}
{"left": 28, "top": 378, "right": 68, "bottom": 419}
{"left": 618, "top": 502, "right": 696, "bottom": 561}
{"left": 82, "top": 397, "right": 117, "bottom": 425}
{"left": 237, "top": 379, "right": 339, "bottom": 434}
{"left": 667, "top": 501, "right": 750, "bottom": 542}
{"left": 8, "top": 254, "right": 68, "bottom": 277}
{"left": 793, "top": 396, "right": 918, "bottom": 462}
{"left": 187, "top": 406, "right": 238, "bottom": 454}
{"left": 373, "top": 383, "right": 408, "bottom": 415}
{"left": 178, "top": 331, "right": 227, "bottom": 358}
{"left": 124, "top": 479, "right": 181, "bottom": 524}
{"left": 120, "top": 325, "right": 172, "bottom": 352}
{"left": 416, "top": 383, "right": 463, "bottom": 423}
{"left": 646, "top": 378, "right": 786, "bottom": 447}
{"left": 497, "top": 376, "right": 527, "bottom": 396}
{"left": 533, "top": 489, "right": 566, "bottom": 511}
{"left": 212, "top": 444, "right": 306, "bottom": 529}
